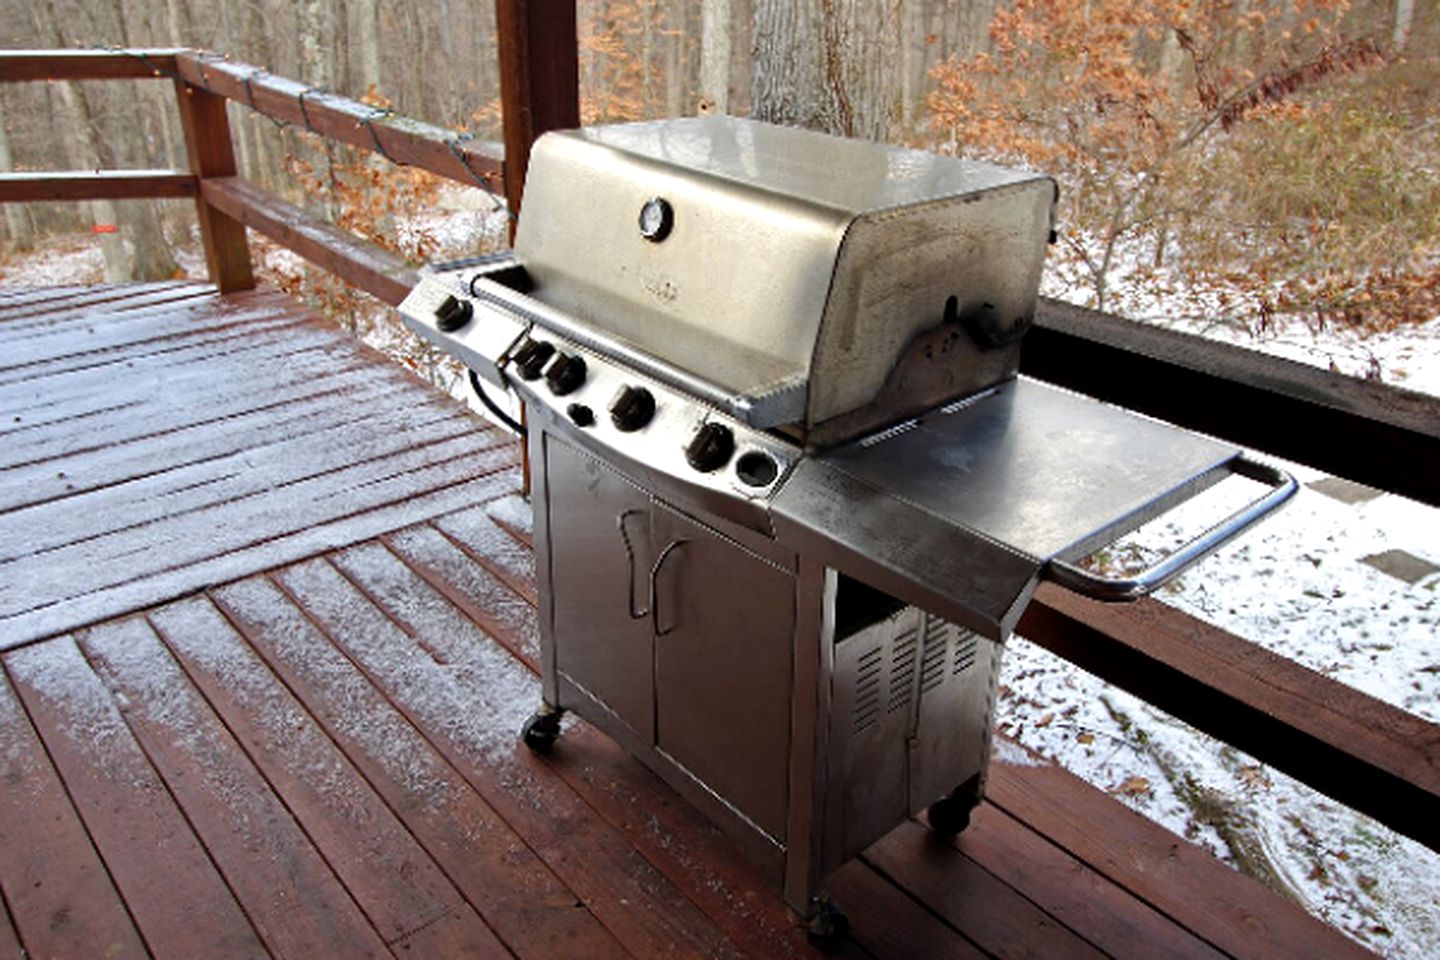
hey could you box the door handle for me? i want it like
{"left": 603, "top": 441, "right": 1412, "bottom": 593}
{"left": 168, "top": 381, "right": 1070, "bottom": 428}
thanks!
{"left": 617, "top": 508, "right": 650, "bottom": 619}
{"left": 649, "top": 539, "right": 689, "bottom": 637}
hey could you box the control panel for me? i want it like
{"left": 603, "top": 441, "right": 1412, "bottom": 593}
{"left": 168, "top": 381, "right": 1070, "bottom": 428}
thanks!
{"left": 396, "top": 266, "right": 528, "bottom": 388}
{"left": 507, "top": 331, "right": 795, "bottom": 505}
{"left": 396, "top": 262, "right": 797, "bottom": 510}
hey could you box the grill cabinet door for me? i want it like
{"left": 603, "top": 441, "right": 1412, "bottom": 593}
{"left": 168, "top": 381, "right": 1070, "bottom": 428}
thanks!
{"left": 650, "top": 503, "right": 795, "bottom": 842}
{"left": 544, "top": 438, "right": 656, "bottom": 743}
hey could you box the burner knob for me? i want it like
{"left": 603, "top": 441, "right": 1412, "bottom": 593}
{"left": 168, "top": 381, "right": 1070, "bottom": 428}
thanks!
{"left": 566, "top": 403, "right": 595, "bottom": 427}
{"left": 512, "top": 339, "right": 555, "bottom": 381}
{"left": 545, "top": 352, "right": 587, "bottom": 396}
{"left": 609, "top": 385, "right": 656, "bottom": 432}
{"left": 685, "top": 422, "right": 735, "bottom": 473}
{"left": 434, "top": 294, "right": 473, "bottom": 332}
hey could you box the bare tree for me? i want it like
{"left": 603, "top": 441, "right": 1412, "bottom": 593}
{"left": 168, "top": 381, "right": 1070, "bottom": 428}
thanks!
{"left": 0, "top": 98, "right": 34, "bottom": 252}
{"left": 751, "top": 0, "right": 899, "bottom": 140}
{"left": 354, "top": 0, "right": 382, "bottom": 93}
{"left": 752, "top": 0, "right": 827, "bottom": 128}
{"left": 1393, "top": 0, "right": 1415, "bottom": 49}
{"left": 701, "top": 0, "right": 732, "bottom": 112}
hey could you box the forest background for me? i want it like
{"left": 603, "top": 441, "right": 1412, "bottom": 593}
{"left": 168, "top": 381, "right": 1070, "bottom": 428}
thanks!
{"left": 2, "top": 2, "right": 1439, "bottom": 954}
{"left": 0, "top": 0, "right": 1436, "bottom": 354}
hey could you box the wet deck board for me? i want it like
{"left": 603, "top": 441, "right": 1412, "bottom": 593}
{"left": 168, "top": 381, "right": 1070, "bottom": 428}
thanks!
{"left": 0, "top": 282, "right": 517, "bottom": 648}
{"left": 0, "top": 499, "right": 1377, "bottom": 959}
{"left": 0, "top": 283, "right": 1376, "bottom": 959}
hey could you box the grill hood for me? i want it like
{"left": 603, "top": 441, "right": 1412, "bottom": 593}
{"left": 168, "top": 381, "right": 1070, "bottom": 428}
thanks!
{"left": 507, "top": 117, "right": 1057, "bottom": 448}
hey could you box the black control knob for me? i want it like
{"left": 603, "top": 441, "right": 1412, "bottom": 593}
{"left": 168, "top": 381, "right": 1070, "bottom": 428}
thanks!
{"left": 609, "top": 385, "right": 656, "bottom": 432}
{"left": 434, "top": 294, "right": 473, "bottom": 332}
{"left": 512, "top": 339, "right": 555, "bottom": 381}
{"left": 545, "top": 352, "right": 587, "bottom": 396}
{"left": 566, "top": 403, "right": 595, "bottom": 427}
{"left": 685, "top": 422, "right": 735, "bottom": 473}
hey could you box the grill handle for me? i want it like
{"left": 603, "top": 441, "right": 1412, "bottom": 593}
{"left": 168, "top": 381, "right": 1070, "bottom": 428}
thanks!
{"left": 1045, "top": 457, "right": 1297, "bottom": 603}
{"left": 618, "top": 509, "right": 651, "bottom": 619}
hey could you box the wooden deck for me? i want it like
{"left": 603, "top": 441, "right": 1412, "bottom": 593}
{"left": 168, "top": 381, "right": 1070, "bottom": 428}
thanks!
{"left": 0, "top": 284, "right": 1376, "bottom": 959}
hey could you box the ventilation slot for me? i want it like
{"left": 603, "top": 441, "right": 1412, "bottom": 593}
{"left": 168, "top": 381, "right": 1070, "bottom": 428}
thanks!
{"left": 853, "top": 645, "right": 883, "bottom": 732}
{"left": 887, "top": 628, "right": 918, "bottom": 713}
{"left": 953, "top": 630, "right": 979, "bottom": 676}
{"left": 920, "top": 620, "right": 949, "bottom": 694}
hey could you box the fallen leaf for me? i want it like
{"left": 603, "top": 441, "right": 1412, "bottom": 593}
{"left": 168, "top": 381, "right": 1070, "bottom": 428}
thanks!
{"left": 1077, "top": 732, "right": 1095, "bottom": 744}
{"left": 1237, "top": 765, "right": 1270, "bottom": 789}
{"left": 1116, "top": 776, "right": 1151, "bottom": 796}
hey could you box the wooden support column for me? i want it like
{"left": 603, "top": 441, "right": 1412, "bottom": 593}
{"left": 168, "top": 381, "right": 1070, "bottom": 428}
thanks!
{"left": 494, "top": 1, "right": 580, "bottom": 494}
{"left": 495, "top": 0, "right": 580, "bottom": 234}
{"left": 174, "top": 80, "right": 254, "bottom": 293}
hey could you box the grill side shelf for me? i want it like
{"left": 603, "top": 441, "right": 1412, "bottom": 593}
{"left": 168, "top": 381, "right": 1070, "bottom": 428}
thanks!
{"left": 770, "top": 458, "right": 1043, "bottom": 642}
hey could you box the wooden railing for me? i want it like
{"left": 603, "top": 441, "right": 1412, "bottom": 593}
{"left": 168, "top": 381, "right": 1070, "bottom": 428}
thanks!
{"left": 1, "top": 33, "right": 1437, "bottom": 863}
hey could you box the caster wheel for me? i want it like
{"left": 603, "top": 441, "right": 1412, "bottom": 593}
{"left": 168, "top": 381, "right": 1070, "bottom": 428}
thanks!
{"left": 520, "top": 709, "right": 562, "bottom": 754}
{"left": 927, "top": 795, "right": 973, "bottom": 837}
{"left": 805, "top": 896, "right": 849, "bottom": 944}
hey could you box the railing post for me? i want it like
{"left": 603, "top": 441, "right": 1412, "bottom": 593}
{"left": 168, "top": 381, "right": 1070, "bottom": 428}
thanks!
{"left": 174, "top": 79, "right": 254, "bottom": 292}
{"left": 495, "top": 1, "right": 580, "bottom": 495}
{"left": 495, "top": 0, "right": 580, "bottom": 238}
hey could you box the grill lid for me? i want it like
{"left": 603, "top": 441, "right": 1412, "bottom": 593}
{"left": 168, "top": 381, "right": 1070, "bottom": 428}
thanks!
{"left": 513, "top": 117, "right": 1056, "bottom": 444}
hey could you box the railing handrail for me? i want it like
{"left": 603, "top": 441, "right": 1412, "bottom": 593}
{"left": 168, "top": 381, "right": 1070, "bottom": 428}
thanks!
{"left": 0, "top": 47, "right": 185, "bottom": 81}
{"left": 171, "top": 52, "right": 505, "bottom": 192}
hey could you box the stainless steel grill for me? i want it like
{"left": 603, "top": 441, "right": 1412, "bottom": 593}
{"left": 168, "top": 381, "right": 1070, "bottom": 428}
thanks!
{"left": 398, "top": 116, "right": 1295, "bottom": 930}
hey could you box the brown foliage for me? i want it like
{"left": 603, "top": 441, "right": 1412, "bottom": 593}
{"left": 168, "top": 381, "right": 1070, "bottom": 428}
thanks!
{"left": 926, "top": 0, "right": 1437, "bottom": 334}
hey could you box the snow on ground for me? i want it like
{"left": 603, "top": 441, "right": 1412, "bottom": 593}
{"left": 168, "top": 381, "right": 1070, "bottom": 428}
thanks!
{"left": 0, "top": 235, "right": 106, "bottom": 286}
{"left": 3, "top": 199, "right": 1437, "bottom": 956}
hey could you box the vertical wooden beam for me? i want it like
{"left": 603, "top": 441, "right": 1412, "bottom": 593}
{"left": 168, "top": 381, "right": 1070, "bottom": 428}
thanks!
{"left": 174, "top": 80, "right": 254, "bottom": 292}
{"left": 494, "top": 0, "right": 580, "bottom": 236}
{"left": 494, "top": 1, "right": 579, "bottom": 495}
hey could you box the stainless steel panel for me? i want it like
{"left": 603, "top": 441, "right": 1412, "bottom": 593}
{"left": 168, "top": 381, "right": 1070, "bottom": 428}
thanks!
{"left": 651, "top": 502, "right": 796, "bottom": 842}
{"left": 570, "top": 117, "right": 1046, "bottom": 224}
{"left": 397, "top": 269, "right": 529, "bottom": 387}
{"left": 783, "top": 560, "right": 834, "bottom": 912}
{"left": 823, "top": 609, "right": 917, "bottom": 867}
{"left": 515, "top": 117, "right": 1056, "bottom": 440}
{"left": 905, "top": 617, "right": 999, "bottom": 812}
{"left": 518, "top": 123, "right": 845, "bottom": 402}
{"left": 471, "top": 276, "right": 809, "bottom": 427}
{"left": 544, "top": 437, "right": 656, "bottom": 742}
{"left": 771, "top": 457, "right": 1043, "bottom": 640}
{"left": 805, "top": 175, "right": 1054, "bottom": 428}
{"left": 551, "top": 670, "right": 787, "bottom": 885}
{"left": 820, "top": 608, "right": 1003, "bottom": 876}
{"left": 815, "top": 377, "right": 1240, "bottom": 563}
{"left": 509, "top": 335, "right": 799, "bottom": 535}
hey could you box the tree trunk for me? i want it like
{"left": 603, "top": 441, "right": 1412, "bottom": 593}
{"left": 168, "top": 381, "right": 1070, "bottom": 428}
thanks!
{"left": 298, "top": 0, "right": 334, "bottom": 87}
{"left": 752, "top": 0, "right": 897, "bottom": 140}
{"left": 238, "top": 0, "right": 278, "bottom": 186}
{"left": 752, "top": 0, "right": 828, "bottom": 129}
{"left": 163, "top": 0, "right": 193, "bottom": 44}
{"left": 0, "top": 99, "right": 34, "bottom": 252}
{"left": 113, "top": 0, "right": 182, "bottom": 280}
{"left": 30, "top": 1, "right": 132, "bottom": 280}
{"left": 297, "top": 0, "right": 338, "bottom": 217}
{"left": 1393, "top": 0, "right": 1415, "bottom": 50}
{"left": 728, "top": 0, "right": 755, "bottom": 115}
{"left": 899, "top": 0, "right": 917, "bottom": 135}
{"left": 332, "top": 0, "right": 352, "bottom": 95}
{"left": 701, "top": 0, "right": 732, "bottom": 113}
